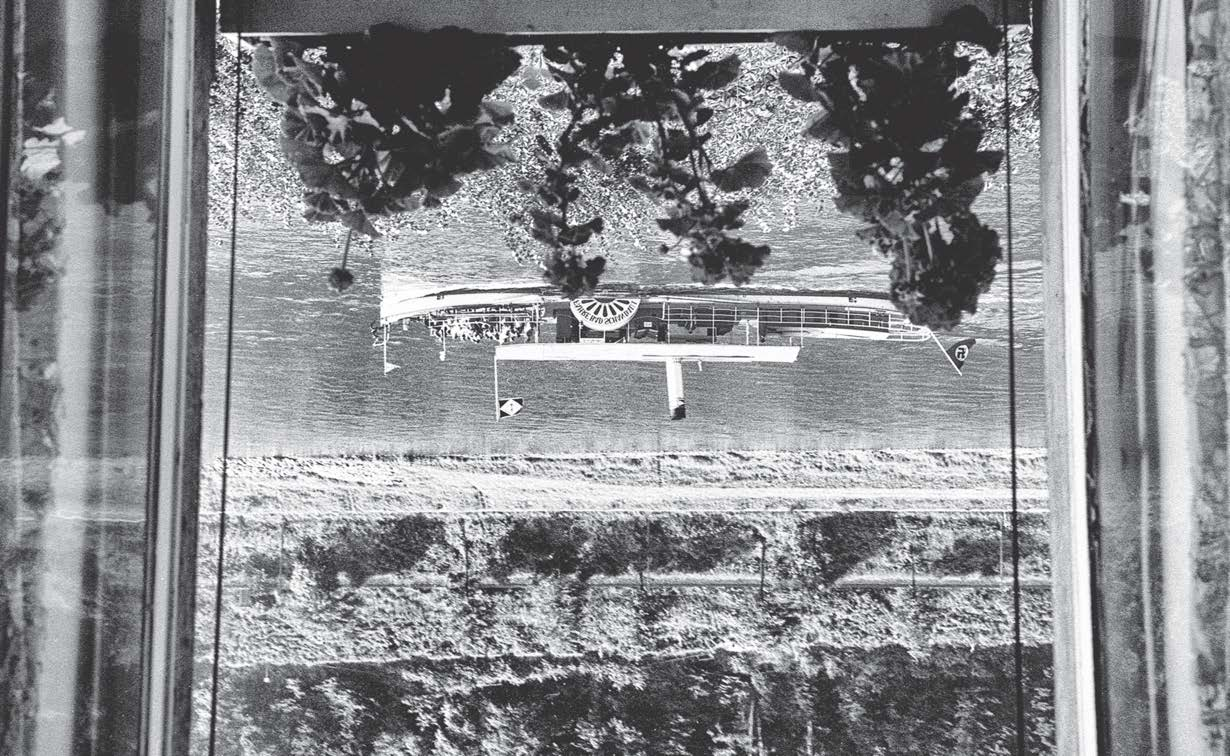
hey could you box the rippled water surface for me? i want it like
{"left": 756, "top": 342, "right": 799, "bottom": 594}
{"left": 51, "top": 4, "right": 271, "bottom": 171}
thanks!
{"left": 204, "top": 157, "right": 1044, "bottom": 457}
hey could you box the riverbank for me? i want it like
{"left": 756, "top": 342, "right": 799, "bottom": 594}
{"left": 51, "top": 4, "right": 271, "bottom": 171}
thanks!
{"left": 193, "top": 447, "right": 1053, "bottom": 753}
{"left": 200, "top": 447, "right": 1048, "bottom": 517}
{"left": 196, "top": 448, "right": 1050, "bottom": 665}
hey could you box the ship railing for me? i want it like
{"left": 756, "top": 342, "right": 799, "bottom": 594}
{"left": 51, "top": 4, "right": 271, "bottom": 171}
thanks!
{"left": 417, "top": 306, "right": 547, "bottom": 331}
{"left": 422, "top": 304, "right": 546, "bottom": 323}
{"left": 655, "top": 303, "right": 901, "bottom": 339}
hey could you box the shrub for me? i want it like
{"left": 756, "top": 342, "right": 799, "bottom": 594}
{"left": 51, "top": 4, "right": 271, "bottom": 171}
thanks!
{"left": 796, "top": 512, "right": 898, "bottom": 585}
{"left": 299, "top": 515, "right": 446, "bottom": 592}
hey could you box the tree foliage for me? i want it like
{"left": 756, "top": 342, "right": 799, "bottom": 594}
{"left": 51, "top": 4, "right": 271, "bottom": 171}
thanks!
{"left": 490, "top": 515, "right": 760, "bottom": 581}
{"left": 516, "top": 42, "right": 772, "bottom": 295}
{"left": 237, "top": 11, "right": 1038, "bottom": 324}
{"left": 774, "top": 7, "right": 1006, "bottom": 329}
{"left": 793, "top": 512, "right": 899, "bottom": 585}
{"left": 223, "top": 30, "right": 1037, "bottom": 313}
{"left": 13, "top": 73, "right": 84, "bottom": 312}
{"left": 250, "top": 26, "right": 521, "bottom": 240}
{"left": 298, "top": 515, "right": 448, "bottom": 592}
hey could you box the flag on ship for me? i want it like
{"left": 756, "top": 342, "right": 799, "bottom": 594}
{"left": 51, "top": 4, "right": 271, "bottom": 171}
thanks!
{"left": 497, "top": 397, "right": 524, "bottom": 419}
{"left": 946, "top": 338, "right": 976, "bottom": 371}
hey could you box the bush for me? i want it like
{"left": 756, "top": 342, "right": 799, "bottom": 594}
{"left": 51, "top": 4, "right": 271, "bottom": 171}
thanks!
{"left": 299, "top": 515, "right": 446, "bottom": 592}
{"left": 491, "top": 517, "right": 588, "bottom": 579}
{"left": 933, "top": 534, "right": 1001, "bottom": 576}
{"left": 796, "top": 512, "right": 898, "bottom": 585}
{"left": 491, "top": 515, "right": 760, "bottom": 581}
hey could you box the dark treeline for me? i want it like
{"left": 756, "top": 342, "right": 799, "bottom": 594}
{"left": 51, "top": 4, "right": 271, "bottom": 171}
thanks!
{"left": 490, "top": 515, "right": 761, "bottom": 581}
{"left": 241, "top": 511, "right": 1050, "bottom": 594}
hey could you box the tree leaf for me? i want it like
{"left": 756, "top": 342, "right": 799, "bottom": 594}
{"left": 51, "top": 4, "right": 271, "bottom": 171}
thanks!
{"left": 667, "top": 166, "right": 699, "bottom": 190}
{"left": 280, "top": 134, "right": 358, "bottom": 198}
{"left": 480, "top": 100, "right": 516, "bottom": 126}
{"left": 395, "top": 193, "right": 423, "bottom": 212}
{"left": 298, "top": 106, "right": 353, "bottom": 144}
{"left": 941, "top": 6, "right": 1001, "bottom": 55}
{"left": 974, "top": 150, "right": 1004, "bottom": 175}
{"left": 715, "top": 199, "right": 750, "bottom": 230}
{"left": 832, "top": 193, "right": 869, "bottom": 217}
{"left": 803, "top": 107, "right": 844, "bottom": 146}
{"left": 687, "top": 54, "right": 741, "bottom": 90}
{"left": 558, "top": 223, "right": 594, "bottom": 246}
{"left": 538, "top": 90, "right": 571, "bottom": 110}
{"left": 657, "top": 216, "right": 695, "bottom": 236}
{"left": 770, "top": 32, "right": 814, "bottom": 55}
{"left": 252, "top": 44, "right": 293, "bottom": 104}
{"left": 303, "top": 190, "right": 340, "bottom": 215}
{"left": 875, "top": 208, "right": 911, "bottom": 237}
{"left": 544, "top": 251, "right": 606, "bottom": 296}
{"left": 280, "top": 109, "right": 316, "bottom": 144}
{"left": 689, "top": 237, "right": 770, "bottom": 285}
{"left": 595, "top": 129, "right": 631, "bottom": 159}
{"left": 661, "top": 129, "right": 691, "bottom": 161}
{"left": 711, "top": 147, "right": 772, "bottom": 192}
{"left": 777, "top": 71, "right": 821, "bottom": 102}
{"left": 628, "top": 121, "right": 656, "bottom": 146}
{"left": 627, "top": 175, "right": 656, "bottom": 196}
{"left": 558, "top": 142, "right": 593, "bottom": 166}
{"left": 477, "top": 143, "right": 518, "bottom": 168}
{"left": 587, "top": 153, "right": 611, "bottom": 174}
{"left": 302, "top": 191, "right": 341, "bottom": 223}
{"left": 425, "top": 174, "right": 463, "bottom": 198}
{"left": 679, "top": 49, "right": 710, "bottom": 66}
{"left": 543, "top": 46, "right": 572, "bottom": 65}
{"left": 474, "top": 121, "right": 502, "bottom": 145}
{"left": 943, "top": 176, "right": 986, "bottom": 209}
{"left": 520, "top": 65, "right": 549, "bottom": 90}
{"left": 287, "top": 50, "right": 327, "bottom": 98}
{"left": 934, "top": 215, "right": 954, "bottom": 244}
{"left": 339, "top": 210, "right": 381, "bottom": 238}
{"left": 530, "top": 208, "right": 565, "bottom": 228}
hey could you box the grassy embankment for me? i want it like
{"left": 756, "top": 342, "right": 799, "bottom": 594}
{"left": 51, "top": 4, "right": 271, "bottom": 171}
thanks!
{"left": 195, "top": 449, "right": 1050, "bottom": 667}
{"left": 193, "top": 448, "right": 1053, "bottom": 754}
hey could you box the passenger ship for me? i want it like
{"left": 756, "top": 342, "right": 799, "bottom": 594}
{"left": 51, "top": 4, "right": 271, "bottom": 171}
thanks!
{"left": 375, "top": 281, "right": 973, "bottom": 420}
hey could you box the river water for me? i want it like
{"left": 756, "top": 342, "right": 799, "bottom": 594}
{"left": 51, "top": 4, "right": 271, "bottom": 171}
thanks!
{"left": 203, "top": 156, "right": 1044, "bottom": 458}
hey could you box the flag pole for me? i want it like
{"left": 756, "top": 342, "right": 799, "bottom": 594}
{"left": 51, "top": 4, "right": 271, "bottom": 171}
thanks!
{"left": 931, "top": 330, "right": 963, "bottom": 375}
{"left": 382, "top": 325, "right": 400, "bottom": 374}
{"left": 493, "top": 352, "right": 500, "bottom": 420}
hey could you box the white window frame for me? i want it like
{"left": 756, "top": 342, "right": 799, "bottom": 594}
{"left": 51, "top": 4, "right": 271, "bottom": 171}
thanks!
{"left": 1039, "top": 0, "right": 1100, "bottom": 751}
{"left": 140, "top": 0, "right": 212, "bottom": 753}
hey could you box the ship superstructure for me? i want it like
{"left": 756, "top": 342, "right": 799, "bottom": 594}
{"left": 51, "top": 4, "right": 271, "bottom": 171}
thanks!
{"left": 375, "top": 282, "right": 972, "bottom": 420}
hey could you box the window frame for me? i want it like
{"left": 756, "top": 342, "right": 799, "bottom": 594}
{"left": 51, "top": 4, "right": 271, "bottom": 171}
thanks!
{"left": 1038, "top": 0, "right": 1100, "bottom": 751}
{"left": 1, "top": 0, "right": 1106, "bottom": 751}
{"left": 138, "top": 0, "right": 214, "bottom": 753}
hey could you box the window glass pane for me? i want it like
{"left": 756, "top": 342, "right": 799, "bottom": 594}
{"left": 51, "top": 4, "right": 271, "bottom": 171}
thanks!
{"left": 1083, "top": 0, "right": 1227, "bottom": 750}
{"left": 2, "top": 0, "right": 175, "bottom": 751}
{"left": 197, "top": 19, "right": 1051, "bottom": 753}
